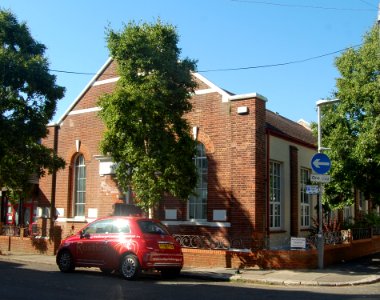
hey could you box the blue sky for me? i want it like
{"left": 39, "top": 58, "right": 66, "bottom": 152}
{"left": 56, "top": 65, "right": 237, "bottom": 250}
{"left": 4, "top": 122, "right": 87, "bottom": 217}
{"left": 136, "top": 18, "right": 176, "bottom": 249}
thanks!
{"left": 1, "top": 0, "right": 378, "bottom": 123}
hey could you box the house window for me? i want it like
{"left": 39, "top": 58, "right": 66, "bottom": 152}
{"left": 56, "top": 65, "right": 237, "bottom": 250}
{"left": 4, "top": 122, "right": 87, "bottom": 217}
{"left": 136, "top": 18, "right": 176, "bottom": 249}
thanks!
{"left": 269, "top": 161, "right": 282, "bottom": 229}
{"left": 343, "top": 206, "right": 353, "bottom": 223}
{"left": 188, "top": 143, "right": 208, "bottom": 220}
{"left": 300, "top": 168, "right": 311, "bottom": 228}
{"left": 359, "top": 191, "right": 365, "bottom": 211}
{"left": 74, "top": 154, "right": 86, "bottom": 217}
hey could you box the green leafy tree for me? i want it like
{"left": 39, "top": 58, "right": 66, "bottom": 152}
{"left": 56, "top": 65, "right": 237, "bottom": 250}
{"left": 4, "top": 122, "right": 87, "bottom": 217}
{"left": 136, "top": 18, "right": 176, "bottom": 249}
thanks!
{"left": 320, "top": 24, "right": 380, "bottom": 207}
{"left": 0, "top": 10, "right": 65, "bottom": 197}
{"left": 98, "top": 21, "right": 198, "bottom": 212}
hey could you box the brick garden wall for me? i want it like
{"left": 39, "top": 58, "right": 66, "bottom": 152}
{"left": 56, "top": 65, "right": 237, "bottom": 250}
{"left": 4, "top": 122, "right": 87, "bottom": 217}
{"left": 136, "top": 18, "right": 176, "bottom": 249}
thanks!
{"left": 183, "top": 236, "right": 380, "bottom": 269}
{"left": 2, "top": 234, "right": 379, "bottom": 270}
{"left": 0, "top": 225, "right": 62, "bottom": 255}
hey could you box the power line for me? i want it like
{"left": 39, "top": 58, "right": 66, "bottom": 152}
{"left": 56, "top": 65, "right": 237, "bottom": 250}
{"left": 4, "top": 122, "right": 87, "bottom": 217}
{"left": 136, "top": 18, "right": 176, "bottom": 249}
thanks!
{"left": 49, "top": 44, "right": 362, "bottom": 76}
{"left": 49, "top": 69, "right": 95, "bottom": 75}
{"left": 359, "top": 0, "right": 377, "bottom": 8}
{"left": 231, "top": 0, "right": 376, "bottom": 11}
{"left": 198, "top": 44, "right": 362, "bottom": 73}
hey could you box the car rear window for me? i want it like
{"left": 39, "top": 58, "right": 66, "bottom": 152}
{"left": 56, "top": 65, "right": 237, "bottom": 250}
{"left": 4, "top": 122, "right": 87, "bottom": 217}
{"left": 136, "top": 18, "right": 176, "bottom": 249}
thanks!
{"left": 138, "top": 220, "right": 169, "bottom": 235}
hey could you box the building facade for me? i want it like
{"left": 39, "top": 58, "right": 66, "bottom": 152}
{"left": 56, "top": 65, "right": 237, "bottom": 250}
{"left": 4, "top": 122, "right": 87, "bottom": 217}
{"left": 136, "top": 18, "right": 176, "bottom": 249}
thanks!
{"left": 36, "top": 58, "right": 321, "bottom": 248}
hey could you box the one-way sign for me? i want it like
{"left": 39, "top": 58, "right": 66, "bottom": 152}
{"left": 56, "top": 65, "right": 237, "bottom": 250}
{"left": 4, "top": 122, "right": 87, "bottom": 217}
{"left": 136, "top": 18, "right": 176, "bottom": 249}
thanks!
{"left": 311, "top": 153, "right": 331, "bottom": 174}
{"left": 310, "top": 174, "right": 331, "bottom": 183}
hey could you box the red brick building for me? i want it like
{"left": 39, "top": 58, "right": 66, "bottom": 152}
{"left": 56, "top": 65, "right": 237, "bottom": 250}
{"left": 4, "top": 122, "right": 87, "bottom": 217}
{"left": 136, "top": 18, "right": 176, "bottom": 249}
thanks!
{"left": 38, "top": 58, "right": 318, "bottom": 249}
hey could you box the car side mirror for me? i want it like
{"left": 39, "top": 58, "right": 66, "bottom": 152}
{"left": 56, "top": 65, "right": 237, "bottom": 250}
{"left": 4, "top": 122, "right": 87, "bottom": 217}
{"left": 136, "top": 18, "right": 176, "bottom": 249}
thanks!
{"left": 80, "top": 231, "right": 90, "bottom": 239}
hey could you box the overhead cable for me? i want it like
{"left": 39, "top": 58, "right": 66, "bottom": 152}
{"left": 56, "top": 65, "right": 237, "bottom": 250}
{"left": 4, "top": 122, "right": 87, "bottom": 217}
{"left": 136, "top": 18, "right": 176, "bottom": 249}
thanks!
{"left": 49, "top": 44, "right": 362, "bottom": 75}
{"left": 231, "top": 0, "right": 376, "bottom": 11}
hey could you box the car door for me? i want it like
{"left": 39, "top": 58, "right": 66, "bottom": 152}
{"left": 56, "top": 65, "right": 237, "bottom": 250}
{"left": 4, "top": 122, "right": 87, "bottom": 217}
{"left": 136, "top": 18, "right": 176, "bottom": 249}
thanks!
{"left": 76, "top": 219, "right": 112, "bottom": 266}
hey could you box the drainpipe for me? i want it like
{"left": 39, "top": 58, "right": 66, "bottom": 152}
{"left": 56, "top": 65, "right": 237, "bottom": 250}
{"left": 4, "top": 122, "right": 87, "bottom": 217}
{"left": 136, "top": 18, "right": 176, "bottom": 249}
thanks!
{"left": 265, "top": 129, "right": 270, "bottom": 248}
{"left": 50, "top": 125, "right": 59, "bottom": 239}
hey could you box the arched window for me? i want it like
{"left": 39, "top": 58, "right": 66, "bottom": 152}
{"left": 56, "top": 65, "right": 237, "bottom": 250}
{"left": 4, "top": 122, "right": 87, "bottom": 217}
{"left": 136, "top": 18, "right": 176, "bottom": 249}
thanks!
{"left": 74, "top": 154, "right": 86, "bottom": 217}
{"left": 188, "top": 143, "right": 208, "bottom": 220}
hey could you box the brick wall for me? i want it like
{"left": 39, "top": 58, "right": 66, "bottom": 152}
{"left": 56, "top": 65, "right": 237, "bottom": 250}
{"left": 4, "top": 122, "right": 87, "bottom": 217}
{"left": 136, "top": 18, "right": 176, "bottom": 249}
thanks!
{"left": 183, "top": 235, "right": 380, "bottom": 269}
{"left": 2, "top": 234, "right": 378, "bottom": 269}
{"left": 0, "top": 225, "right": 62, "bottom": 255}
{"left": 40, "top": 81, "right": 121, "bottom": 220}
{"left": 155, "top": 87, "right": 268, "bottom": 239}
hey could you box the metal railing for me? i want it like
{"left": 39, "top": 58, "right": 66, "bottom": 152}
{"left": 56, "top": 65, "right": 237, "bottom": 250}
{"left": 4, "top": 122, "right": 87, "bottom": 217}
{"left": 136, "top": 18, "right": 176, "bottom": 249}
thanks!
{"left": 0, "top": 225, "right": 40, "bottom": 237}
{"left": 173, "top": 234, "right": 267, "bottom": 251}
{"left": 174, "top": 227, "right": 379, "bottom": 252}
{"left": 307, "top": 230, "right": 350, "bottom": 248}
{"left": 351, "top": 227, "right": 372, "bottom": 240}
{"left": 372, "top": 226, "right": 380, "bottom": 236}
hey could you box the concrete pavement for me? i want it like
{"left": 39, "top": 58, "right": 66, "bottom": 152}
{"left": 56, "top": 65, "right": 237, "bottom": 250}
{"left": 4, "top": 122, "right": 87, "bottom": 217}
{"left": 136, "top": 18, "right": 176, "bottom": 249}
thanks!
{"left": 1, "top": 252, "right": 379, "bottom": 286}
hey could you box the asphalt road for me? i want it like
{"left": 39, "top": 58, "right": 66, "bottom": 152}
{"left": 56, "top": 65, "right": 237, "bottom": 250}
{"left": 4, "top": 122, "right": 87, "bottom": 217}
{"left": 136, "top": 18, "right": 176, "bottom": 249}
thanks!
{"left": 0, "top": 259, "right": 379, "bottom": 300}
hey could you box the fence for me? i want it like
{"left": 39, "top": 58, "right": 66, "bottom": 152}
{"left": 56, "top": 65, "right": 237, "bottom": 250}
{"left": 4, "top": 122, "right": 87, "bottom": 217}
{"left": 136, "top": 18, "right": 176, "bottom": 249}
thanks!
{"left": 0, "top": 224, "right": 41, "bottom": 238}
{"left": 174, "top": 227, "right": 380, "bottom": 252}
{"left": 173, "top": 234, "right": 267, "bottom": 251}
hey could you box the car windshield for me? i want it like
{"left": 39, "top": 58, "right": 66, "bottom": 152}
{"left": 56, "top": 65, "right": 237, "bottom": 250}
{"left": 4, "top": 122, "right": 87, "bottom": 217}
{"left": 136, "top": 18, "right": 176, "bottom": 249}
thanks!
{"left": 138, "top": 220, "right": 169, "bottom": 235}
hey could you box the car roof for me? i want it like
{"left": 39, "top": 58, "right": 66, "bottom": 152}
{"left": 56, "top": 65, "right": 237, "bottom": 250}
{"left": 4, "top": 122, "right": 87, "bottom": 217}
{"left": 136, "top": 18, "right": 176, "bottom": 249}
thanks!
{"left": 94, "top": 216, "right": 160, "bottom": 222}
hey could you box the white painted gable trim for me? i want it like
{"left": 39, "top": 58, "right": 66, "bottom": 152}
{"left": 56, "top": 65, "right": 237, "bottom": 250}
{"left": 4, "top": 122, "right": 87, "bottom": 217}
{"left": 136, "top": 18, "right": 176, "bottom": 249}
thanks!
{"left": 93, "top": 77, "right": 120, "bottom": 86}
{"left": 55, "top": 57, "right": 113, "bottom": 126}
{"left": 193, "top": 72, "right": 268, "bottom": 103}
{"left": 194, "top": 88, "right": 216, "bottom": 95}
{"left": 51, "top": 57, "right": 268, "bottom": 127}
{"left": 69, "top": 107, "right": 101, "bottom": 115}
{"left": 192, "top": 72, "right": 230, "bottom": 102}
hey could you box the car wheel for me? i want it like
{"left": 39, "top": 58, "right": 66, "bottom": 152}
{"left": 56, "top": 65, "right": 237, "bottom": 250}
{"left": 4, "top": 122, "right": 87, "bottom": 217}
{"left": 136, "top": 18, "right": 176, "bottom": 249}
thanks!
{"left": 57, "top": 250, "right": 75, "bottom": 273}
{"left": 160, "top": 267, "right": 181, "bottom": 278}
{"left": 120, "top": 254, "right": 141, "bottom": 280}
{"left": 99, "top": 267, "right": 113, "bottom": 274}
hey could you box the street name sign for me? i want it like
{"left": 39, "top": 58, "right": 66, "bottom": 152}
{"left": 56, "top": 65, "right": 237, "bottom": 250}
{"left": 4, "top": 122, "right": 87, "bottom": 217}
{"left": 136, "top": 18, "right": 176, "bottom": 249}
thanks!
{"left": 311, "top": 153, "right": 331, "bottom": 174}
{"left": 310, "top": 174, "right": 331, "bottom": 183}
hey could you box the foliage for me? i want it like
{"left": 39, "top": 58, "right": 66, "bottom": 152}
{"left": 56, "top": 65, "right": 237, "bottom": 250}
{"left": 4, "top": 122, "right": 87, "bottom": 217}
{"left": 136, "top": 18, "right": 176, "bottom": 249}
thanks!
{"left": 0, "top": 10, "right": 65, "bottom": 193}
{"left": 310, "top": 215, "right": 341, "bottom": 235}
{"left": 319, "top": 24, "right": 380, "bottom": 207}
{"left": 98, "top": 20, "right": 198, "bottom": 211}
{"left": 345, "top": 212, "right": 380, "bottom": 228}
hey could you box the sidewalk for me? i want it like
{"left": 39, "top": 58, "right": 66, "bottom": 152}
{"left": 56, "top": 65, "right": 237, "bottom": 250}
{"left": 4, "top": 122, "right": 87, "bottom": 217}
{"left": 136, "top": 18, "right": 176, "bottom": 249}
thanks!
{"left": 1, "top": 252, "right": 379, "bottom": 286}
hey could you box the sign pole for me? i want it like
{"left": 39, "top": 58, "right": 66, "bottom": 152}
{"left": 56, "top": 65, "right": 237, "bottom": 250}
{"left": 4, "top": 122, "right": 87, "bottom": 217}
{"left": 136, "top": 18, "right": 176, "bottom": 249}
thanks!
{"left": 317, "top": 104, "right": 324, "bottom": 269}
{"left": 315, "top": 98, "right": 339, "bottom": 269}
{"left": 317, "top": 182, "right": 324, "bottom": 269}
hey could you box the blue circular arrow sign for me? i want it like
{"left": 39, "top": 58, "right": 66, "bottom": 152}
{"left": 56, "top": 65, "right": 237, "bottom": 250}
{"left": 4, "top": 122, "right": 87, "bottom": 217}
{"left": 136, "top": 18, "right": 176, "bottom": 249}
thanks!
{"left": 311, "top": 153, "right": 331, "bottom": 174}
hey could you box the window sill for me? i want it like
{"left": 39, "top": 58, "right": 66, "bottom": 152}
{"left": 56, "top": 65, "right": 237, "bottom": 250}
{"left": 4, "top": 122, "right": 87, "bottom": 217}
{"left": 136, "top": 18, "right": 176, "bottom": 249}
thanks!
{"left": 162, "top": 220, "right": 231, "bottom": 228}
{"left": 269, "top": 230, "right": 287, "bottom": 234}
{"left": 56, "top": 217, "right": 88, "bottom": 223}
{"left": 300, "top": 228, "right": 312, "bottom": 232}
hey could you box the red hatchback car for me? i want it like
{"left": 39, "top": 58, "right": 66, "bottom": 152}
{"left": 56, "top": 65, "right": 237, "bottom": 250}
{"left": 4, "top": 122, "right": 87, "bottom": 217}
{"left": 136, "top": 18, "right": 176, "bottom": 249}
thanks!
{"left": 56, "top": 216, "right": 183, "bottom": 280}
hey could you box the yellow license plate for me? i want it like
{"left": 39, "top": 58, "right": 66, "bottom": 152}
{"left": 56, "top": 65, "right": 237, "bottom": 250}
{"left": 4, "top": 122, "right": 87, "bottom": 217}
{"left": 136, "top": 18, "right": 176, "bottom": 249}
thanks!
{"left": 159, "top": 243, "right": 174, "bottom": 249}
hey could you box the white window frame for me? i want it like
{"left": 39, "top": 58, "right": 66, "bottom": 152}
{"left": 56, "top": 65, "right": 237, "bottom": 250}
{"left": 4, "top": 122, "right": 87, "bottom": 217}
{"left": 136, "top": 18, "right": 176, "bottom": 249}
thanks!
{"left": 74, "top": 154, "right": 86, "bottom": 217}
{"left": 300, "top": 168, "right": 311, "bottom": 228}
{"left": 269, "top": 161, "right": 282, "bottom": 230}
{"left": 343, "top": 205, "right": 353, "bottom": 223}
{"left": 188, "top": 143, "right": 208, "bottom": 221}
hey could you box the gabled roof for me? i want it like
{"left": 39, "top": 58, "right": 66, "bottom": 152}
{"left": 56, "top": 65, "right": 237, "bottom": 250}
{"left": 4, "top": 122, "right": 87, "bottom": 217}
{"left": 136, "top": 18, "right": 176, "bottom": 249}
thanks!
{"left": 51, "top": 58, "right": 268, "bottom": 126}
{"left": 50, "top": 57, "right": 315, "bottom": 148}
{"left": 266, "top": 110, "right": 316, "bottom": 148}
